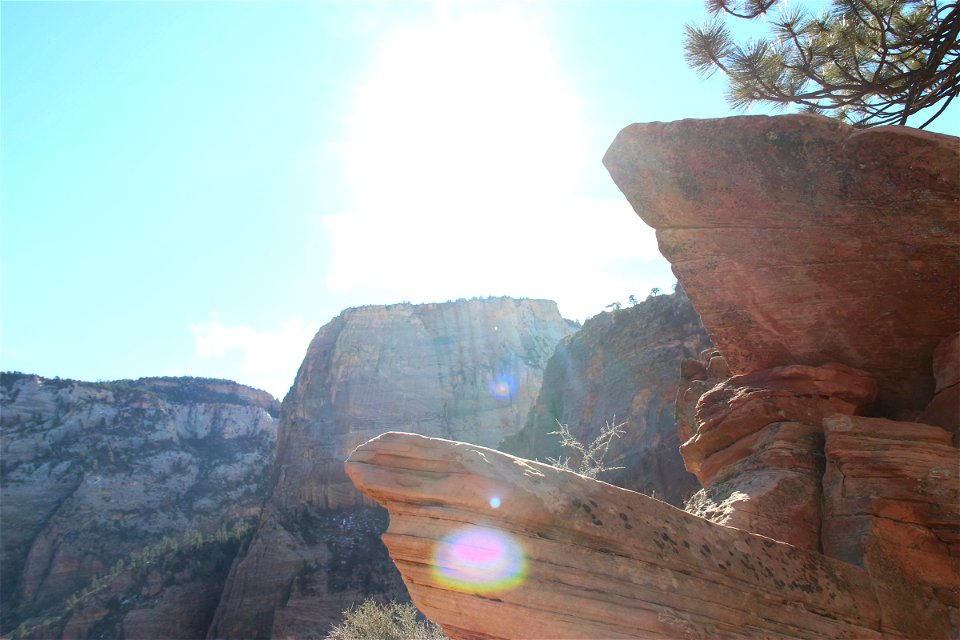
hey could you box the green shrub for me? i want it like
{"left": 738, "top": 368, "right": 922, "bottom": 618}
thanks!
{"left": 326, "top": 599, "right": 447, "bottom": 640}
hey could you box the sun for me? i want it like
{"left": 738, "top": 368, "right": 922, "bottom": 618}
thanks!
{"left": 345, "top": 6, "right": 586, "bottom": 213}
{"left": 323, "top": 6, "right": 665, "bottom": 319}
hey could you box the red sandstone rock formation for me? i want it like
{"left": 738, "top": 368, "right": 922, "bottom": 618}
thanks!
{"left": 603, "top": 114, "right": 959, "bottom": 418}
{"left": 822, "top": 414, "right": 959, "bottom": 620}
{"left": 601, "top": 113, "right": 959, "bottom": 634}
{"left": 346, "top": 432, "right": 950, "bottom": 639}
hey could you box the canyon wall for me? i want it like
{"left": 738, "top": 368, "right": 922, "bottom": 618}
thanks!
{"left": 0, "top": 374, "right": 278, "bottom": 639}
{"left": 502, "top": 290, "right": 708, "bottom": 506}
{"left": 209, "top": 298, "right": 575, "bottom": 639}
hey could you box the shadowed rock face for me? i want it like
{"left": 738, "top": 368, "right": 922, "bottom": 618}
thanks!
{"left": 0, "top": 374, "right": 278, "bottom": 639}
{"left": 603, "top": 114, "right": 960, "bottom": 418}
{"left": 501, "top": 290, "right": 709, "bottom": 506}
{"left": 346, "top": 432, "right": 948, "bottom": 640}
{"left": 208, "top": 298, "right": 575, "bottom": 639}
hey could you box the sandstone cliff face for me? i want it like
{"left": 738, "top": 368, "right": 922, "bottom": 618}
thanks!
{"left": 209, "top": 298, "right": 575, "bottom": 639}
{"left": 0, "top": 373, "right": 278, "bottom": 639}
{"left": 502, "top": 290, "right": 709, "bottom": 506}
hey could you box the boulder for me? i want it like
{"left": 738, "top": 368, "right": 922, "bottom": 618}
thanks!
{"left": 346, "top": 431, "right": 948, "bottom": 640}
{"left": 603, "top": 114, "right": 960, "bottom": 418}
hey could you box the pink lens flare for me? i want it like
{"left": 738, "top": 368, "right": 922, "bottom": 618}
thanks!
{"left": 431, "top": 527, "right": 527, "bottom": 594}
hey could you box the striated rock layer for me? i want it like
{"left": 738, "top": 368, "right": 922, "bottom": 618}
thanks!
{"left": 603, "top": 114, "right": 960, "bottom": 418}
{"left": 209, "top": 298, "right": 575, "bottom": 639}
{"left": 346, "top": 432, "right": 949, "bottom": 640}
{"left": 502, "top": 290, "right": 709, "bottom": 506}
{"left": 0, "top": 373, "right": 278, "bottom": 639}
{"left": 602, "top": 114, "right": 959, "bottom": 634}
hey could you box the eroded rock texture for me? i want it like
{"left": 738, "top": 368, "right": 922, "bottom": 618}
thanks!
{"left": 919, "top": 332, "right": 960, "bottom": 439}
{"left": 209, "top": 298, "right": 575, "bottom": 639}
{"left": 823, "top": 414, "right": 959, "bottom": 625}
{"left": 347, "top": 432, "right": 947, "bottom": 640}
{"left": 602, "top": 114, "right": 959, "bottom": 634}
{"left": 502, "top": 290, "right": 709, "bottom": 505}
{"left": 0, "top": 374, "right": 278, "bottom": 639}
{"left": 603, "top": 114, "right": 960, "bottom": 418}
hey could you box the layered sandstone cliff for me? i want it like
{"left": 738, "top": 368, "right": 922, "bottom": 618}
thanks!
{"left": 209, "top": 298, "right": 575, "bottom": 638}
{"left": 502, "top": 290, "right": 709, "bottom": 506}
{"left": 0, "top": 374, "right": 278, "bottom": 639}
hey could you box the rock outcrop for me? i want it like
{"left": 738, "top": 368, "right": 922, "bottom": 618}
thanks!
{"left": 822, "top": 414, "right": 959, "bottom": 620}
{"left": 341, "top": 116, "right": 958, "bottom": 639}
{"left": 0, "top": 373, "right": 278, "bottom": 639}
{"left": 502, "top": 290, "right": 709, "bottom": 506}
{"left": 209, "top": 298, "right": 575, "bottom": 638}
{"left": 603, "top": 114, "right": 959, "bottom": 418}
{"left": 601, "top": 114, "right": 959, "bottom": 633}
{"left": 346, "top": 432, "right": 949, "bottom": 639}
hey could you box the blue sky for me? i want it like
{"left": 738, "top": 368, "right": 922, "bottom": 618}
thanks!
{"left": 3, "top": 1, "right": 957, "bottom": 399}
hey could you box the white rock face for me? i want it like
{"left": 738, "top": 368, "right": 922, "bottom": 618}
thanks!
{"left": 0, "top": 373, "right": 279, "bottom": 638}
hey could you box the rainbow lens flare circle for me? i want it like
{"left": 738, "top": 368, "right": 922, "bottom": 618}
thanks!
{"left": 488, "top": 373, "right": 517, "bottom": 400}
{"left": 432, "top": 527, "right": 527, "bottom": 594}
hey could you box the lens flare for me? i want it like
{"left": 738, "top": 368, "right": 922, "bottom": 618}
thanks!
{"left": 432, "top": 527, "right": 527, "bottom": 594}
{"left": 488, "top": 373, "right": 517, "bottom": 400}
{"left": 489, "top": 496, "right": 501, "bottom": 509}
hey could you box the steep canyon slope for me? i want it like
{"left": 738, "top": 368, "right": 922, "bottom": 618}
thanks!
{"left": 502, "top": 290, "right": 709, "bottom": 506}
{"left": 0, "top": 374, "right": 279, "bottom": 639}
{"left": 209, "top": 298, "right": 575, "bottom": 638}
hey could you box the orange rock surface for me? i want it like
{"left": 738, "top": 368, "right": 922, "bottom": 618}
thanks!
{"left": 346, "top": 432, "right": 947, "bottom": 640}
{"left": 603, "top": 114, "right": 959, "bottom": 418}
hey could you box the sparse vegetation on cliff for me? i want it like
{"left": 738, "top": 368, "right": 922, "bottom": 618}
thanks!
{"left": 326, "top": 599, "right": 448, "bottom": 640}
{"left": 547, "top": 418, "right": 626, "bottom": 479}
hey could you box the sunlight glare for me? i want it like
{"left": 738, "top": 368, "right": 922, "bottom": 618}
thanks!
{"left": 323, "top": 6, "right": 669, "bottom": 319}
{"left": 346, "top": 8, "right": 584, "bottom": 210}
{"left": 432, "top": 526, "right": 527, "bottom": 593}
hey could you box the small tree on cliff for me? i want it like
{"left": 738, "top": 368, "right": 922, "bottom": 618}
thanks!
{"left": 683, "top": 0, "right": 959, "bottom": 128}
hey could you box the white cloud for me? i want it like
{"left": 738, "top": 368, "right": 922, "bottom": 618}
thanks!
{"left": 190, "top": 317, "right": 318, "bottom": 398}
